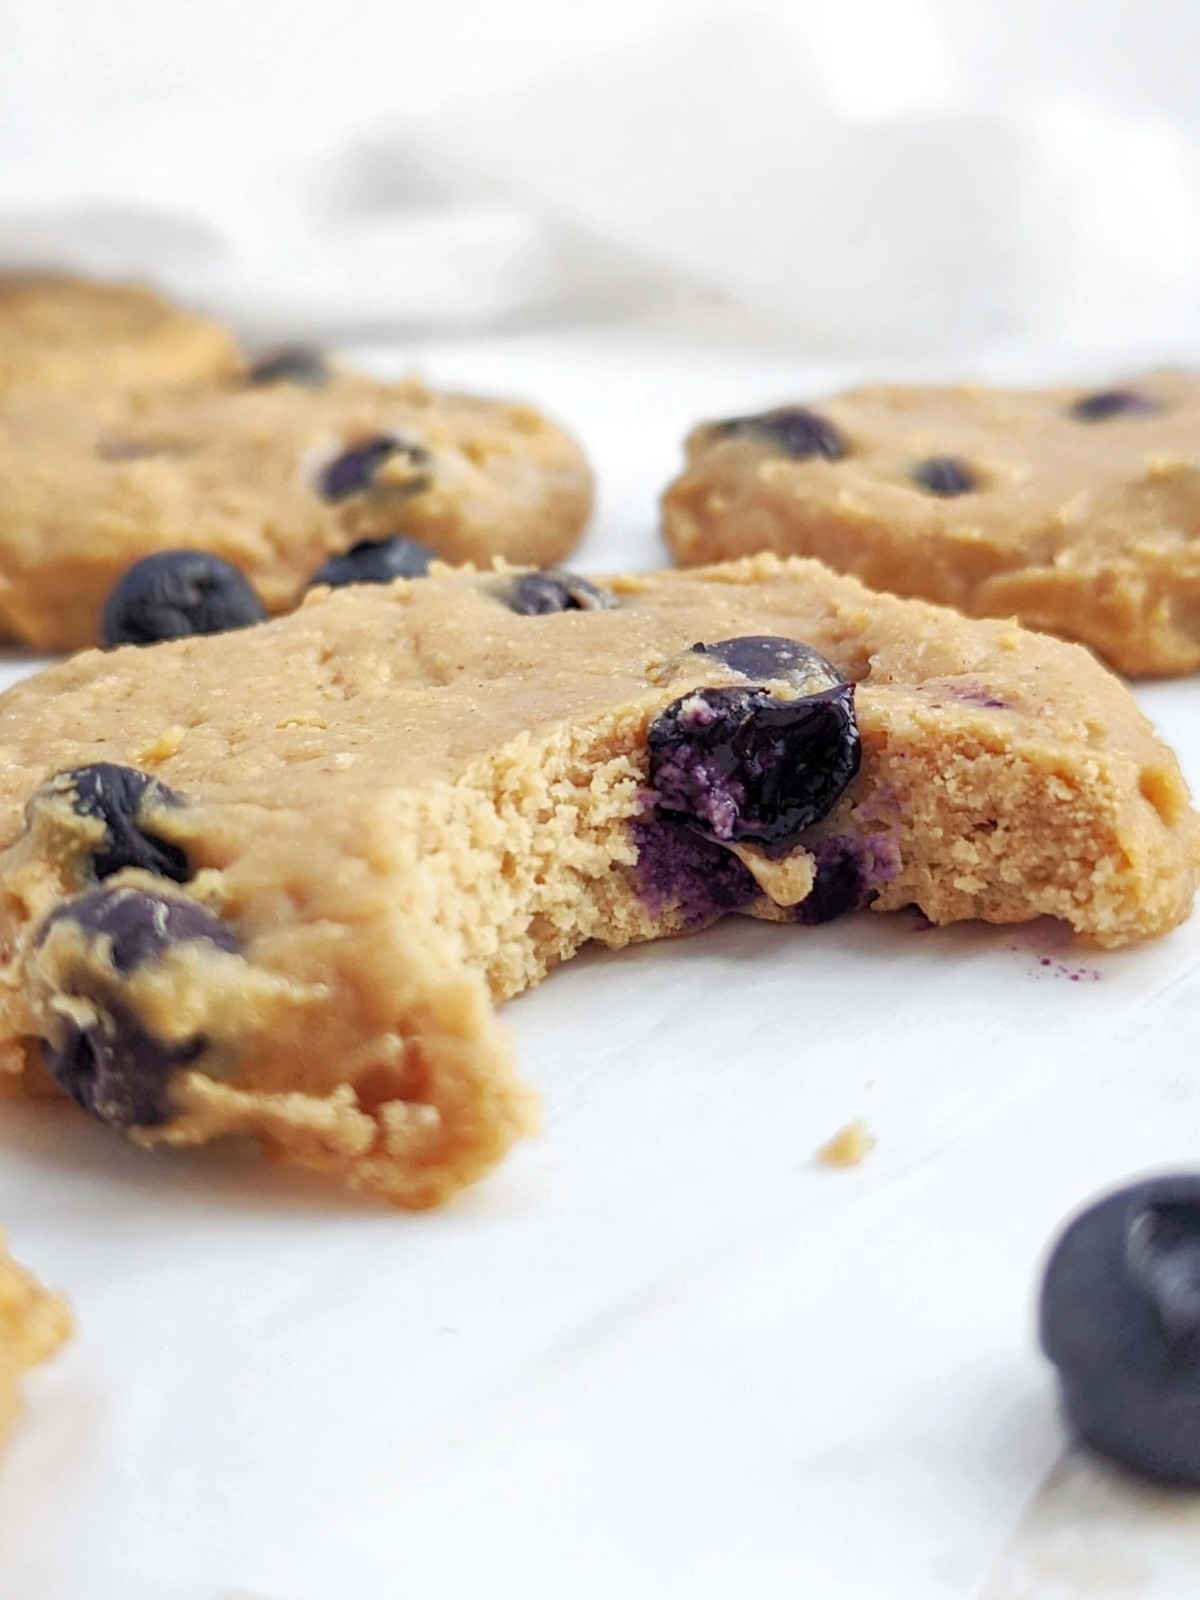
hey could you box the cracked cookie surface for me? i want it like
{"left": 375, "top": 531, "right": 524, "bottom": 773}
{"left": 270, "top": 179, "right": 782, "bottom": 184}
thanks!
{"left": 664, "top": 372, "right": 1200, "bottom": 676}
{"left": 0, "top": 554, "right": 1192, "bottom": 1206}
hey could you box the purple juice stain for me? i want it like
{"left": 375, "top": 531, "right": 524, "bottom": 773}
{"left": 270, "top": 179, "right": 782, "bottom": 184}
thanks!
{"left": 630, "top": 817, "right": 759, "bottom": 930}
{"left": 795, "top": 833, "right": 901, "bottom": 926}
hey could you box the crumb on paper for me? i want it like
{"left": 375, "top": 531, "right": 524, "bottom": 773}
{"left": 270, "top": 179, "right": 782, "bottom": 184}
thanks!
{"left": 815, "top": 1119, "right": 876, "bottom": 1168}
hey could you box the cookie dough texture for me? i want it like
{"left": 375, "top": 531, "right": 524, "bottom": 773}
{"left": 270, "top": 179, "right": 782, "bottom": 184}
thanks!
{"left": 0, "top": 555, "right": 1193, "bottom": 1206}
{"left": 0, "top": 273, "right": 239, "bottom": 394}
{"left": 0, "top": 374, "right": 594, "bottom": 649}
{"left": 664, "top": 372, "right": 1200, "bottom": 676}
{"left": 0, "top": 1237, "right": 71, "bottom": 1444}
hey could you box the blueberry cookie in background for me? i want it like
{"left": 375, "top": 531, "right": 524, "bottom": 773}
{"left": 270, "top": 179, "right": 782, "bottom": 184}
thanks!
{"left": 0, "top": 1235, "right": 71, "bottom": 1446}
{"left": 0, "top": 554, "right": 1192, "bottom": 1206}
{"left": 0, "top": 272, "right": 240, "bottom": 394}
{"left": 0, "top": 368, "right": 594, "bottom": 650}
{"left": 663, "top": 372, "right": 1200, "bottom": 677}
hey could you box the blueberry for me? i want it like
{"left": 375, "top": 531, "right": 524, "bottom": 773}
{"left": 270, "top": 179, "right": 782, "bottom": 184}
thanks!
{"left": 794, "top": 834, "right": 900, "bottom": 925}
{"left": 630, "top": 817, "right": 760, "bottom": 930}
{"left": 691, "top": 636, "right": 844, "bottom": 696}
{"left": 713, "top": 406, "right": 846, "bottom": 461}
{"left": 319, "top": 435, "right": 430, "bottom": 501}
{"left": 1070, "top": 390, "right": 1160, "bottom": 422}
{"left": 308, "top": 535, "right": 433, "bottom": 590}
{"left": 911, "top": 457, "right": 976, "bottom": 496}
{"left": 245, "top": 345, "right": 330, "bottom": 387}
{"left": 47, "top": 763, "right": 189, "bottom": 883}
{"left": 502, "top": 570, "right": 617, "bottom": 615}
{"left": 1040, "top": 1174, "right": 1200, "bottom": 1487}
{"left": 648, "top": 684, "right": 860, "bottom": 851}
{"left": 102, "top": 551, "right": 266, "bottom": 648}
{"left": 37, "top": 886, "right": 239, "bottom": 1130}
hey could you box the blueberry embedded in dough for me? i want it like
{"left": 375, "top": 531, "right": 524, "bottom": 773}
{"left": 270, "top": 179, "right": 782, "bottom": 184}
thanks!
{"left": 1069, "top": 389, "right": 1161, "bottom": 422}
{"left": 499, "top": 570, "right": 618, "bottom": 615}
{"left": 102, "top": 550, "right": 267, "bottom": 648}
{"left": 1041, "top": 1174, "right": 1200, "bottom": 1488}
{"left": 245, "top": 345, "right": 331, "bottom": 388}
{"left": 910, "top": 456, "right": 977, "bottom": 496}
{"left": 711, "top": 405, "right": 846, "bottom": 461}
{"left": 308, "top": 535, "right": 434, "bottom": 590}
{"left": 689, "top": 635, "right": 844, "bottom": 697}
{"left": 35, "top": 763, "right": 190, "bottom": 884}
{"left": 318, "top": 435, "right": 432, "bottom": 501}
{"left": 33, "top": 887, "right": 241, "bottom": 1129}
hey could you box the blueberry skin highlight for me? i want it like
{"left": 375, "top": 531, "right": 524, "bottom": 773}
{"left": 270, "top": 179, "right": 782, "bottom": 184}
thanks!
{"left": 712, "top": 406, "right": 846, "bottom": 461}
{"left": 691, "top": 636, "right": 843, "bottom": 695}
{"left": 503, "top": 571, "right": 617, "bottom": 615}
{"left": 1040, "top": 1174, "right": 1200, "bottom": 1487}
{"left": 38, "top": 887, "right": 239, "bottom": 1130}
{"left": 648, "top": 683, "right": 860, "bottom": 852}
{"left": 103, "top": 551, "right": 266, "bottom": 648}
{"left": 55, "top": 763, "right": 188, "bottom": 883}
{"left": 309, "top": 536, "right": 434, "bottom": 590}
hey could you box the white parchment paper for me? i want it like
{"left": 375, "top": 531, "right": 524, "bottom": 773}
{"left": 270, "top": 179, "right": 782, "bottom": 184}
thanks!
{"left": 1, "top": 335, "right": 1199, "bottom": 1599}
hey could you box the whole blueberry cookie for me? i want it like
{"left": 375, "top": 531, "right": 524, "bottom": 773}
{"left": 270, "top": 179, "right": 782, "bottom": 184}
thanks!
{"left": 663, "top": 372, "right": 1200, "bottom": 676}
{"left": 0, "top": 554, "right": 1192, "bottom": 1206}
{"left": 0, "top": 273, "right": 240, "bottom": 394}
{"left": 0, "top": 1235, "right": 71, "bottom": 1444}
{"left": 0, "top": 372, "right": 593, "bottom": 649}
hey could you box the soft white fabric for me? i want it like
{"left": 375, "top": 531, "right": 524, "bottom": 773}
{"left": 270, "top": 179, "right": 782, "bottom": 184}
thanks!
{"left": 5, "top": 0, "right": 1200, "bottom": 354}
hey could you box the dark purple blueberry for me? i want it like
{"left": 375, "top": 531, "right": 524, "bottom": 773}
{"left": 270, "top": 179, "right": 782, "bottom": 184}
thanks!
{"left": 713, "top": 406, "right": 846, "bottom": 461}
{"left": 794, "top": 834, "right": 900, "bottom": 925}
{"left": 102, "top": 551, "right": 266, "bottom": 648}
{"left": 630, "top": 817, "right": 759, "bottom": 930}
{"left": 502, "top": 570, "right": 617, "bottom": 616}
{"left": 1069, "top": 390, "right": 1160, "bottom": 422}
{"left": 38, "top": 887, "right": 239, "bottom": 1130}
{"left": 648, "top": 684, "right": 860, "bottom": 851}
{"left": 1040, "top": 1174, "right": 1200, "bottom": 1487}
{"left": 319, "top": 435, "right": 430, "bottom": 501}
{"left": 49, "top": 763, "right": 189, "bottom": 883}
{"left": 246, "top": 345, "right": 330, "bottom": 387}
{"left": 691, "top": 636, "right": 843, "bottom": 695}
{"left": 911, "top": 457, "right": 976, "bottom": 496}
{"left": 308, "top": 535, "right": 433, "bottom": 590}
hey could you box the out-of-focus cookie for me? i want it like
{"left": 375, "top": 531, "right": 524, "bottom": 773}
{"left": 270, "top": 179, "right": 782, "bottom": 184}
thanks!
{"left": 0, "top": 1236, "right": 71, "bottom": 1445}
{"left": 664, "top": 373, "right": 1200, "bottom": 676}
{"left": 0, "top": 273, "right": 240, "bottom": 394}
{"left": 0, "top": 369, "right": 593, "bottom": 649}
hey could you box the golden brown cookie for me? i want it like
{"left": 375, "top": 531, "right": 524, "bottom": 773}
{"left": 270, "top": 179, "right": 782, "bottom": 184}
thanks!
{"left": 0, "top": 555, "right": 1191, "bottom": 1206}
{"left": 0, "top": 371, "right": 593, "bottom": 650}
{"left": 0, "top": 1236, "right": 71, "bottom": 1444}
{"left": 663, "top": 373, "right": 1200, "bottom": 676}
{"left": 0, "top": 273, "right": 240, "bottom": 394}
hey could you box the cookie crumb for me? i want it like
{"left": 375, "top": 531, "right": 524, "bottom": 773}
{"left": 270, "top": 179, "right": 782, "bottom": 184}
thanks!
{"left": 815, "top": 1119, "right": 876, "bottom": 1168}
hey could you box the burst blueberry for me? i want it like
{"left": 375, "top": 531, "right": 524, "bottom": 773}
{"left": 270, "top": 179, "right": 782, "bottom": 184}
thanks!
{"left": 245, "top": 345, "right": 330, "bottom": 387}
{"left": 46, "top": 763, "right": 189, "bottom": 883}
{"left": 37, "top": 887, "right": 239, "bottom": 1130}
{"left": 308, "top": 535, "right": 434, "bottom": 590}
{"left": 503, "top": 570, "right": 617, "bottom": 615}
{"left": 319, "top": 435, "right": 430, "bottom": 501}
{"left": 1040, "top": 1174, "right": 1200, "bottom": 1487}
{"left": 911, "top": 457, "right": 976, "bottom": 496}
{"left": 102, "top": 551, "right": 266, "bottom": 648}
{"left": 648, "top": 683, "right": 860, "bottom": 851}
{"left": 713, "top": 406, "right": 846, "bottom": 461}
